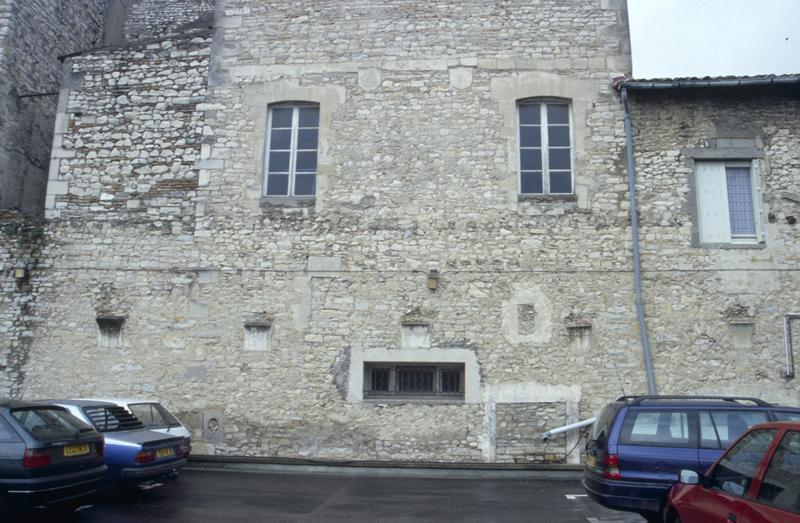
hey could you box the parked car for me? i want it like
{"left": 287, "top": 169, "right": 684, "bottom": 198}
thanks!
{"left": 87, "top": 398, "right": 191, "bottom": 441}
{"left": 46, "top": 400, "right": 189, "bottom": 485}
{"left": 663, "top": 421, "right": 800, "bottom": 523}
{"left": 583, "top": 395, "right": 800, "bottom": 522}
{"left": 0, "top": 400, "right": 106, "bottom": 514}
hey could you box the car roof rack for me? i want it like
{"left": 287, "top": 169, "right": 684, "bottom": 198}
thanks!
{"left": 616, "top": 395, "right": 773, "bottom": 407}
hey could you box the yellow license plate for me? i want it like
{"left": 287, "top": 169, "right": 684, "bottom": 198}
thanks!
{"left": 156, "top": 448, "right": 174, "bottom": 459}
{"left": 63, "top": 443, "right": 90, "bottom": 457}
{"left": 586, "top": 454, "right": 596, "bottom": 467}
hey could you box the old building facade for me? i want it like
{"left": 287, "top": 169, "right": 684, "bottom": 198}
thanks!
{"left": 1, "top": 0, "right": 798, "bottom": 463}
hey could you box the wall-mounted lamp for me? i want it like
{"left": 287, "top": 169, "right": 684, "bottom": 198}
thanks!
{"left": 13, "top": 267, "right": 27, "bottom": 279}
{"left": 426, "top": 270, "right": 440, "bottom": 290}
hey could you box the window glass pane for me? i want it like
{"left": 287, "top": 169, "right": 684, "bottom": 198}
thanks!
{"left": 549, "top": 171, "right": 572, "bottom": 194}
{"left": 775, "top": 412, "right": 800, "bottom": 422}
{"left": 441, "top": 370, "right": 461, "bottom": 393}
{"left": 270, "top": 107, "right": 293, "bottom": 128}
{"left": 726, "top": 167, "right": 756, "bottom": 237}
{"left": 519, "top": 126, "right": 541, "bottom": 147}
{"left": 298, "top": 107, "right": 319, "bottom": 127}
{"left": 269, "top": 129, "right": 291, "bottom": 150}
{"left": 520, "top": 172, "right": 542, "bottom": 194}
{"left": 11, "top": 408, "right": 88, "bottom": 440}
{"left": 546, "top": 104, "right": 569, "bottom": 124}
{"left": 266, "top": 174, "right": 289, "bottom": 196}
{"left": 295, "top": 151, "right": 318, "bottom": 173}
{"left": 518, "top": 103, "right": 541, "bottom": 125}
{"left": 520, "top": 148, "right": 542, "bottom": 171}
{"left": 548, "top": 126, "right": 571, "bottom": 147}
{"left": 370, "top": 368, "right": 390, "bottom": 392}
{"left": 700, "top": 412, "right": 722, "bottom": 449}
{"left": 297, "top": 128, "right": 319, "bottom": 150}
{"left": 294, "top": 174, "right": 316, "bottom": 196}
{"left": 549, "top": 148, "right": 571, "bottom": 170}
{"left": 398, "top": 368, "right": 434, "bottom": 393}
{"left": 268, "top": 151, "right": 290, "bottom": 173}
{"left": 709, "top": 429, "right": 776, "bottom": 497}
{"left": 710, "top": 411, "right": 769, "bottom": 448}
{"left": 757, "top": 431, "right": 800, "bottom": 512}
{"left": 620, "top": 411, "right": 690, "bottom": 446}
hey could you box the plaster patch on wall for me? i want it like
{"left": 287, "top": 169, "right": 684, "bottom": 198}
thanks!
{"left": 503, "top": 284, "right": 552, "bottom": 344}
{"left": 401, "top": 323, "right": 430, "bottom": 349}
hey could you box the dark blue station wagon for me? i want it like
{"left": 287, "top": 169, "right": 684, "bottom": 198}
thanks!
{"left": 582, "top": 395, "right": 800, "bottom": 521}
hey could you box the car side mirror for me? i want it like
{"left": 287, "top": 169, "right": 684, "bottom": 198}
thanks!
{"left": 679, "top": 469, "right": 701, "bottom": 485}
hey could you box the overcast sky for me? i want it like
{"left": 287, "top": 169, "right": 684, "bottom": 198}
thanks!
{"left": 627, "top": 0, "right": 800, "bottom": 79}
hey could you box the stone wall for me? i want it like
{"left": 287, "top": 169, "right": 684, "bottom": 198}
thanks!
{"left": 0, "top": 0, "right": 107, "bottom": 215}
{"left": 124, "top": 0, "right": 214, "bottom": 41}
{"left": 16, "top": 0, "right": 800, "bottom": 465}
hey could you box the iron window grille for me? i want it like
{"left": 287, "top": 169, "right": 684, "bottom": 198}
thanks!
{"left": 364, "top": 363, "right": 465, "bottom": 400}
{"left": 264, "top": 102, "right": 320, "bottom": 197}
{"left": 517, "top": 98, "right": 574, "bottom": 195}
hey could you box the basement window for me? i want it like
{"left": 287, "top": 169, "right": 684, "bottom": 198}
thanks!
{"left": 97, "top": 317, "right": 124, "bottom": 349}
{"left": 363, "top": 363, "right": 464, "bottom": 400}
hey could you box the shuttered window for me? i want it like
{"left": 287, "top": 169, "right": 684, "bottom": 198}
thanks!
{"left": 695, "top": 161, "right": 762, "bottom": 244}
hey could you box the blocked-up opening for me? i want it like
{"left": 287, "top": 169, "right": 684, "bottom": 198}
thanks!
{"left": 401, "top": 323, "right": 430, "bottom": 349}
{"left": 244, "top": 323, "right": 271, "bottom": 352}
{"left": 97, "top": 317, "right": 124, "bottom": 349}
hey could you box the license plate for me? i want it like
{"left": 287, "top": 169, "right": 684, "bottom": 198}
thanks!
{"left": 63, "top": 443, "right": 90, "bottom": 457}
{"left": 586, "top": 454, "right": 596, "bottom": 467}
{"left": 156, "top": 447, "right": 174, "bottom": 459}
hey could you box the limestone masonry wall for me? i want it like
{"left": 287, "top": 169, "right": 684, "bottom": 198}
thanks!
{"left": 124, "top": 0, "right": 215, "bottom": 41}
{"left": 12, "top": 0, "right": 800, "bottom": 464}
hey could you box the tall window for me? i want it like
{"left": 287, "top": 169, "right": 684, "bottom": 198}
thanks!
{"left": 265, "top": 103, "right": 319, "bottom": 197}
{"left": 518, "top": 99, "right": 573, "bottom": 195}
{"left": 695, "top": 161, "right": 762, "bottom": 244}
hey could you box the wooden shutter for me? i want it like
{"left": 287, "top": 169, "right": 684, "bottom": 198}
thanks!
{"left": 695, "top": 161, "right": 730, "bottom": 243}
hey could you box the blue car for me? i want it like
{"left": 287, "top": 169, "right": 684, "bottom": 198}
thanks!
{"left": 46, "top": 400, "right": 188, "bottom": 484}
{"left": 582, "top": 395, "right": 800, "bottom": 522}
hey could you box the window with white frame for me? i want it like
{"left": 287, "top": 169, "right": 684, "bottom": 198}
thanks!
{"left": 518, "top": 99, "right": 573, "bottom": 195}
{"left": 264, "top": 103, "right": 319, "bottom": 197}
{"left": 695, "top": 160, "right": 763, "bottom": 244}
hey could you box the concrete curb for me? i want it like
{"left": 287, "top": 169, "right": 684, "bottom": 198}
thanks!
{"left": 186, "top": 456, "right": 584, "bottom": 480}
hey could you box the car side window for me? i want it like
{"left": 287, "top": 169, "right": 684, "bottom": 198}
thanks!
{"left": 700, "top": 411, "right": 770, "bottom": 449}
{"left": 708, "top": 429, "right": 776, "bottom": 497}
{"left": 757, "top": 430, "right": 800, "bottom": 513}
{"left": 774, "top": 411, "right": 800, "bottom": 422}
{"left": 619, "top": 410, "right": 692, "bottom": 447}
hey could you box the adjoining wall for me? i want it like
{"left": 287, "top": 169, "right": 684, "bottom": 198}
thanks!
{"left": 0, "top": 0, "right": 107, "bottom": 216}
{"left": 124, "top": 0, "right": 214, "bottom": 41}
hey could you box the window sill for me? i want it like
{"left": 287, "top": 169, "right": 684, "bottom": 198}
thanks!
{"left": 695, "top": 241, "right": 766, "bottom": 250}
{"left": 260, "top": 196, "right": 316, "bottom": 208}
{"left": 518, "top": 193, "right": 577, "bottom": 202}
{"left": 363, "top": 397, "right": 465, "bottom": 405}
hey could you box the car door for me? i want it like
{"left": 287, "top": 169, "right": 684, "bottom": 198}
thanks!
{"left": 682, "top": 428, "right": 777, "bottom": 523}
{"left": 698, "top": 410, "right": 770, "bottom": 472}
{"left": 616, "top": 409, "right": 700, "bottom": 482}
{"left": 746, "top": 429, "right": 800, "bottom": 523}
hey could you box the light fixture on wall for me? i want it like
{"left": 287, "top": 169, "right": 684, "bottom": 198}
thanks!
{"left": 426, "top": 270, "right": 440, "bottom": 291}
{"left": 13, "top": 266, "right": 27, "bottom": 279}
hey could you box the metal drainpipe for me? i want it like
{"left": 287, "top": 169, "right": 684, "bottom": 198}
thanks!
{"left": 621, "top": 87, "right": 657, "bottom": 395}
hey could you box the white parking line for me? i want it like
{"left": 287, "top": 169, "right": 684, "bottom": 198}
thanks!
{"left": 566, "top": 494, "right": 589, "bottom": 500}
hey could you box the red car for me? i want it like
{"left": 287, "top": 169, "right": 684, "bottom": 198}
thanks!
{"left": 663, "top": 421, "right": 800, "bottom": 523}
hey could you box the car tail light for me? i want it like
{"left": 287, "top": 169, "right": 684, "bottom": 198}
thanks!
{"left": 96, "top": 439, "right": 105, "bottom": 458}
{"left": 134, "top": 450, "right": 155, "bottom": 464}
{"left": 23, "top": 448, "right": 52, "bottom": 468}
{"left": 602, "top": 453, "right": 622, "bottom": 480}
{"left": 179, "top": 439, "right": 191, "bottom": 457}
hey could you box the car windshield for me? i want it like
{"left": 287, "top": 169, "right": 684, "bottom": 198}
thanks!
{"left": 127, "top": 403, "right": 181, "bottom": 428}
{"left": 11, "top": 407, "right": 90, "bottom": 440}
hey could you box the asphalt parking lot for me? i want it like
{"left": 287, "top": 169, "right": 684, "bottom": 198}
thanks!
{"left": 16, "top": 467, "right": 645, "bottom": 523}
